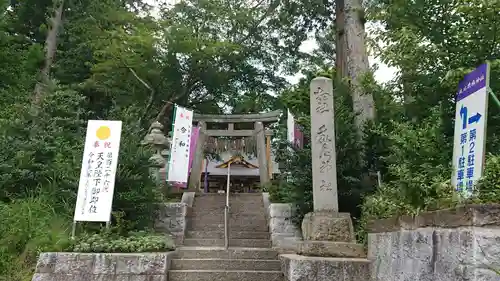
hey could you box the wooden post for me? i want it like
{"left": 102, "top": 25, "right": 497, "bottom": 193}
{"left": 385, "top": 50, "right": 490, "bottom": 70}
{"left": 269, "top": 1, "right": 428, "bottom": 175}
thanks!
{"left": 189, "top": 121, "right": 206, "bottom": 190}
{"left": 266, "top": 135, "right": 272, "bottom": 179}
{"left": 199, "top": 158, "right": 205, "bottom": 190}
{"left": 255, "top": 122, "right": 269, "bottom": 186}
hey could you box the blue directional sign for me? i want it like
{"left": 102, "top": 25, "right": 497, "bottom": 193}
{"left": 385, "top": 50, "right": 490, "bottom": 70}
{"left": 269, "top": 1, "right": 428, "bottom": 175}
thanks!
{"left": 451, "top": 63, "right": 490, "bottom": 197}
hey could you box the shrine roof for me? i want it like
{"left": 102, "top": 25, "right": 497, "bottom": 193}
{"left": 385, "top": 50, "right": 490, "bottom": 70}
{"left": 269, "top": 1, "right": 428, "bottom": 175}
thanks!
{"left": 193, "top": 110, "right": 281, "bottom": 123}
{"left": 215, "top": 155, "right": 259, "bottom": 169}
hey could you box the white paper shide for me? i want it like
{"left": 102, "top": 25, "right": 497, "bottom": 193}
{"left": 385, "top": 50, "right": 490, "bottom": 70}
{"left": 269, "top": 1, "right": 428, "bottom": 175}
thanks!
{"left": 74, "top": 120, "right": 122, "bottom": 222}
{"left": 167, "top": 105, "right": 193, "bottom": 183}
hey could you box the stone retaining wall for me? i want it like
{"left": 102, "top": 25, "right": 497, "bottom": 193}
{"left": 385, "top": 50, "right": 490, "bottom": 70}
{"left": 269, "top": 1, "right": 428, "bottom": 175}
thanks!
{"left": 32, "top": 252, "right": 176, "bottom": 281}
{"left": 154, "top": 192, "right": 194, "bottom": 245}
{"left": 263, "top": 194, "right": 301, "bottom": 252}
{"left": 367, "top": 204, "right": 500, "bottom": 281}
{"left": 280, "top": 254, "right": 370, "bottom": 281}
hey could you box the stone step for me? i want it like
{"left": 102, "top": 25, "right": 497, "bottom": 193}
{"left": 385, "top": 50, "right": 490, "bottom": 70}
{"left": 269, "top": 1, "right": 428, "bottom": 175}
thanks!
{"left": 186, "top": 230, "right": 270, "bottom": 239}
{"left": 193, "top": 203, "right": 264, "bottom": 209}
{"left": 192, "top": 206, "right": 265, "bottom": 211}
{"left": 192, "top": 198, "right": 264, "bottom": 202}
{"left": 168, "top": 270, "right": 284, "bottom": 281}
{"left": 175, "top": 247, "right": 279, "bottom": 260}
{"left": 193, "top": 198, "right": 264, "bottom": 203}
{"left": 188, "top": 222, "right": 268, "bottom": 232}
{"left": 187, "top": 212, "right": 267, "bottom": 219}
{"left": 193, "top": 195, "right": 264, "bottom": 203}
{"left": 192, "top": 206, "right": 264, "bottom": 210}
{"left": 193, "top": 196, "right": 263, "bottom": 200}
{"left": 195, "top": 193, "right": 263, "bottom": 197}
{"left": 188, "top": 206, "right": 266, "bottom": 214}
{"left": 171, "top": 259, "right": 281, "bottom": 271}
{"left": 184, "top": 238, "right": 272, "bottom": 248}
{"left": 187, "top": 217, "right": 267, "bottom": 224}
{"left": 190, "top": 212, "right": 266, "bottom": 219}
{"left": 188, "top": 217, "right": 267, "bottom": 226}
{"left": 193, "top": 195, "right": 264, "bottom": 200}
{"left": 190, "top": 210, "right": 266, "bottom": 216}
{"left": 193, "top": 202, "right": 263, "bottom": 206}
{"left": 188, "top": 212, "right": 266, "bottom": 221}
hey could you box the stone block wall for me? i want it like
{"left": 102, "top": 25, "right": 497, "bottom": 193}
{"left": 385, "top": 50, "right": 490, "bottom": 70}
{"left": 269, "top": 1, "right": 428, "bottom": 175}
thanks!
{"left": 32, "top": 252, "right": 175, "bottom": 281}
{"left": 263, "top": 193, "right": 301, "bottom": 252}
{"left": 367, "top": 204, "right": 500, "bottom": 281}
{"left": 280, "top": 254, "right": 371, "bottom": 281}
{"left": 154, "top": 192, "right": 194, "bottom": 245}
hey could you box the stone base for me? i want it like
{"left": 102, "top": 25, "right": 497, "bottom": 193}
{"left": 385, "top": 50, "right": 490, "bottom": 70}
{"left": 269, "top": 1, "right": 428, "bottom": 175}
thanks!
{"left": 280, "top": 254, "right": 370, "bottom": 281}
{"left": 272, "top": 236, "right": 303, "bottom": 254}
{"left": 32, "top": 252, "right": 176, "bottom": 281}
{"left": 301, "top": 211, "right": 355, "bottom": 242}
{"left": 298, "top": 241, "right": 366, "bottom": 258}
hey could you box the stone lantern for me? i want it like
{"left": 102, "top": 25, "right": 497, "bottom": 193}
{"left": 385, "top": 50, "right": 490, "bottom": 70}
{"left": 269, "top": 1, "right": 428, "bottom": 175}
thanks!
{"left": 142, "top": 121, "right": 171, "bottom": 194}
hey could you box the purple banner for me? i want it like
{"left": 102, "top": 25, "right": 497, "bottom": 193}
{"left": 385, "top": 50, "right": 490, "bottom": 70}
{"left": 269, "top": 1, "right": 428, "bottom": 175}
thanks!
{"left": 294, "top": 124, "right": 303, "bottom": 149}
{"left": 456, "top": 63, "right": 488, "bottom": 102}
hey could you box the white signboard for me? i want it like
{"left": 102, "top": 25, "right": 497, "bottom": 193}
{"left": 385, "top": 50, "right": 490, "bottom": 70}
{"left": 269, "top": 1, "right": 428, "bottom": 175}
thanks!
{"left": 74, "top": 120, "right": 122, "bottom": 222}
{"left": 451, "top": 63, "right": 490, "bottom": 197}
{"left": 167, "top": 105, "right": 193, "bottom": 183}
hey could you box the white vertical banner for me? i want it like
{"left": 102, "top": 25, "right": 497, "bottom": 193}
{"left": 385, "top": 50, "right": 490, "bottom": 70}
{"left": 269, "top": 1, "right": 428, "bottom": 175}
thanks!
{"left": 167, "top": 105, "right": 193, "bottom": 183}
{"left": 287, "top": 109, "right": 295, "bottom": 143}
{"left": 74, "top": 120, "right": 122, "bottom": 222}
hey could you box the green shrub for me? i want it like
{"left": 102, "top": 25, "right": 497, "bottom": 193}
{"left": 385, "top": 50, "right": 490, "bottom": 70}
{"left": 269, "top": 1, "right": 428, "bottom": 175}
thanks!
{"left": 70, "top": 231, "right": 174, "bottom": 253}
{"left": 262, "top": 182, "right": 286, "bottom": 203}
{"left": 273, "top": 141, "right": 314, "bottom": 226}
{"left": 475, "top": 154, "right": 500, "bottom": 203}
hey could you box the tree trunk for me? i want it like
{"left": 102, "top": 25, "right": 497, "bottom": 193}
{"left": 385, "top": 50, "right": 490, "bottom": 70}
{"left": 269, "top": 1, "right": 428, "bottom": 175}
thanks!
{"left": 335, "top": 0, "right": 347, "bottom": 81}
{"left": 344, "top": 0, "right": 375, "bottom": 134}
{"left": 32, "top": 0, "right": 65, "bottom": 112}
{"left": 400, "top": 67, "right": 418, "bottom": 123}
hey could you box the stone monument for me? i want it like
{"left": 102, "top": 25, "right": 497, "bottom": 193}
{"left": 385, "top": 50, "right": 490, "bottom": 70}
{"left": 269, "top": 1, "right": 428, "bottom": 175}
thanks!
{"left": 280, "top": 77, "right": 370, "bottom": 281}
{"left": 298, "top": 77, "right": 364, "bottom": 258}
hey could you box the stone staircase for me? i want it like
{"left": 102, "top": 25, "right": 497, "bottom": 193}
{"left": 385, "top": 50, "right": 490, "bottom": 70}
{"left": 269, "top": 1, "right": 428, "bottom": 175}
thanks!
{"left": 168, "top": 193, "right": 284, "bottom": 281}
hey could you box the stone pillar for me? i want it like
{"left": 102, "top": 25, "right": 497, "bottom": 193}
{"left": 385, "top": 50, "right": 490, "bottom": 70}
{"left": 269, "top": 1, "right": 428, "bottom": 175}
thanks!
{"left": 188, "top": 121, "right": 206, "bottom": 191}
{"left": 142, "top": 121, "right": 170, "bottom": 195}
{"left": 255, "top": 121, "right": 269, "bottom": 186}
{"left": 298, "top": 77, "right": 364, "bottom": 258}
{"left": 310, "top": 77, "right": 338, "bottom": 211}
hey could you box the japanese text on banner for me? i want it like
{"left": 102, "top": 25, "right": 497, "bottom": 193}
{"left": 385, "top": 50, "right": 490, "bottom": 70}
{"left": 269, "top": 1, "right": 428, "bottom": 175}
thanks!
{"left": 74, "top": 120, "right": 122, "bottom": 222}
{"left": 167, "top": 105, "right": 193, "bottom": 184}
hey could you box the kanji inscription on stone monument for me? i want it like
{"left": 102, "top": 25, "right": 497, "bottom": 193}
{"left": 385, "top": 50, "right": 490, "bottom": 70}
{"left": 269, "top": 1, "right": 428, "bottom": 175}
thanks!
{"left": 309, "top": 77, "right": 338, "bottom": 212}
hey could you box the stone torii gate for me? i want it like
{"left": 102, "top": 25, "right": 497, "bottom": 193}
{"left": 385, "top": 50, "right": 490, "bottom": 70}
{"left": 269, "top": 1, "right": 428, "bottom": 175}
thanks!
{"left": 188, "top": 110, "right": 280, "bottom": 190}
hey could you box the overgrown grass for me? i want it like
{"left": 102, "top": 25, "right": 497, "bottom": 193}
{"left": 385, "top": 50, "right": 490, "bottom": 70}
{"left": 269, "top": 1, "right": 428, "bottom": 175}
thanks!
{"left": 0, "top": 195, "right": 72, "bottom": 281}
